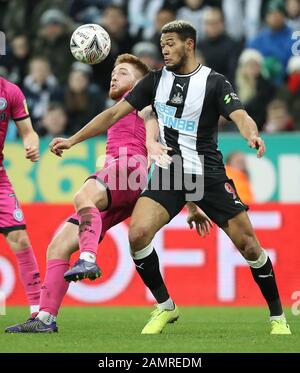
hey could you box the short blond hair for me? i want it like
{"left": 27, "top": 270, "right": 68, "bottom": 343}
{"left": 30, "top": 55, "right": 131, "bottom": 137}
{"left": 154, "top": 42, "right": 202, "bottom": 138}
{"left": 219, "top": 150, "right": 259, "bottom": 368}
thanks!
{"left": 114, "top": 53, "right": 150, "bottom": 77}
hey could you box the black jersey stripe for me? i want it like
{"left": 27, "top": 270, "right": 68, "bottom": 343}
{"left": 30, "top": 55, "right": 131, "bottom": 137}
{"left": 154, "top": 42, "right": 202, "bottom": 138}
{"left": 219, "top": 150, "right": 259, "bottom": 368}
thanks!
{"left": 163, "top": 126, "right": 180, "bottom": 154}
{"left": 166, "top": 76, "right": 191, "bottom": 118}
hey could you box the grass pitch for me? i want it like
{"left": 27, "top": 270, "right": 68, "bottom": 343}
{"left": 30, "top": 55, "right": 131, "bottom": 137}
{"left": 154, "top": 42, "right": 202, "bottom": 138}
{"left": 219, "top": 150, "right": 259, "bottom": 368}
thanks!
{"left": 0, "top": 306, "right": 299, "bottom": 353}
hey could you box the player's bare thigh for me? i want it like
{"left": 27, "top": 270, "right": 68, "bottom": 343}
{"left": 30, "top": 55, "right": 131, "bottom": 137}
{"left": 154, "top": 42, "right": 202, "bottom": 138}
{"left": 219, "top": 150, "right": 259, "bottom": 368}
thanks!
{"left": 47, "top": 222, "right": 79, "bottom": 261}
{"left": 129, "top": 196, "right": 170, "bottom": 252}
{"left": 73, "top": 178, "right": 108, "bottom": 212}
{"left": 221, "top": 210, "right": 261, "bottom": 260}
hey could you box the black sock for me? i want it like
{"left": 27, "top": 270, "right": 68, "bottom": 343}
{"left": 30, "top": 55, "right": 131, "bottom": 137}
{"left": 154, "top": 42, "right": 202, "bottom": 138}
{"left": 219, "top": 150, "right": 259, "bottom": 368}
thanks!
{"left": 250, "top": 257, "right": 283, "bottom": 316}
{"left": 133, "top": 249, "right": 170, "bottom": 304}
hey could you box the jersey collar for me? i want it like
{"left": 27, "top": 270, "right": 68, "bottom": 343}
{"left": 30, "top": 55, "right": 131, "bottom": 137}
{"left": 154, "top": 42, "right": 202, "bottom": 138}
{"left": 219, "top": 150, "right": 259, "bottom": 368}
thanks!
{"left": 170, "top": 64, "right": 202, "bottom": 78}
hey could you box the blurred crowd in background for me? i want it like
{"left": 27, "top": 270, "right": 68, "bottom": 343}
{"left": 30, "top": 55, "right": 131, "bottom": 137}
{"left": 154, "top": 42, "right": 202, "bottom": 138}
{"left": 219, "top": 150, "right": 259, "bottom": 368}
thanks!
{"left": 0, "top": 0, "right": 300, "bottom": 140}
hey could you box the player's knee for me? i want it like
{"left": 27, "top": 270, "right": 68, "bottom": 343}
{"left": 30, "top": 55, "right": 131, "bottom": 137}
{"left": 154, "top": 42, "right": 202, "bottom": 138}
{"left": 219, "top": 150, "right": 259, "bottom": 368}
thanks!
{"left": 128, "top": 224, "right": 150, "bottom": 252}
{"left": 6, "top": 230, "right": 30, "bottom": 251}
{"left": 94, "top": 190, "right": 108, "bottom": 210}
{"left": 239, "top": 234, "right": 260, "bottom": 260}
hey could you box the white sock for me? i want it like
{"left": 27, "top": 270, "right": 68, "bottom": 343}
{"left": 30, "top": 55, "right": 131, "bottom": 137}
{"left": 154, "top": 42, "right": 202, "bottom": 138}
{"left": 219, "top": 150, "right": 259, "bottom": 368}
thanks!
{"left": 270, "top": 313, "right": 285, "bottom": 322}
{"left": 80, "top": 252, "right": 96, "bottom": 263}
{"left": 38, "top": 311, "right": 56, "bottom": 325}
{"left": 158, "top": 298, "right": 175, "bottom": 311}
{"left": 30, "top": 305, "right": 39, "bottom": 315}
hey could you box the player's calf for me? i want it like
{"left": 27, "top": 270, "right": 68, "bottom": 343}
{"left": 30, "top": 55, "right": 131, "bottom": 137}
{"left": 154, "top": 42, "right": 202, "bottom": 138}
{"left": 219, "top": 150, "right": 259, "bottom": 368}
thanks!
{"left": 245, "top": 248, "right": 291, "bottom": 332}
{"left": 47, "top": 234, "right": 73, "bottom": 261}
{"left": 6, "top": 230, "right": 40, "bottom": 316}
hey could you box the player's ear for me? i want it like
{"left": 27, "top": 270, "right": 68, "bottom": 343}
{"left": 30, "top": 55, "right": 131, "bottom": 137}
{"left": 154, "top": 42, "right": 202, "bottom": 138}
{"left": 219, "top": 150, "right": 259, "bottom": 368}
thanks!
{"left": 186, "top": 38, "right": 195, "bottom": 51}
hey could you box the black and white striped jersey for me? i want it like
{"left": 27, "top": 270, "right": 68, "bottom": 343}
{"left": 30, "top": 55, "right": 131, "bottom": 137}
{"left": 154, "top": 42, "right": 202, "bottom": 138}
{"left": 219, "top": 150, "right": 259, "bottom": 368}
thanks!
{"left": 125, "top": 64, "right": 244, "bottom": 174}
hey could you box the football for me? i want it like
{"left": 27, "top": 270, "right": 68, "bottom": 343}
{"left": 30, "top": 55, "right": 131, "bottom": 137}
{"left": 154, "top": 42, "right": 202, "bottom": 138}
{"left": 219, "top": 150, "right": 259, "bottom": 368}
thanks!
{"left": 70, "top": 23, "right": 111, "bottom": 64}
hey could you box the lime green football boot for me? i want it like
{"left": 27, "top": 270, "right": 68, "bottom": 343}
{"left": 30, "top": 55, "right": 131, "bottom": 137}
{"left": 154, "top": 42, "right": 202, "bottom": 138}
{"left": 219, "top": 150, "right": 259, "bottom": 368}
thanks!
{"left": 141, "top": 305, "right": 179, "bottom": 334}
{"left": 270, "top": 317, "right": 292, "bottom": 335}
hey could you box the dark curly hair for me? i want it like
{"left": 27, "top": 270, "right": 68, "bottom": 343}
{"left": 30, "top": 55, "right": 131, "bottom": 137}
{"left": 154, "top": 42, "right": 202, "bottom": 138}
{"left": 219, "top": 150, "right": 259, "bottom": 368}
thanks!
{"left": 161, "top": 20, "right": 196, "bottom": 49}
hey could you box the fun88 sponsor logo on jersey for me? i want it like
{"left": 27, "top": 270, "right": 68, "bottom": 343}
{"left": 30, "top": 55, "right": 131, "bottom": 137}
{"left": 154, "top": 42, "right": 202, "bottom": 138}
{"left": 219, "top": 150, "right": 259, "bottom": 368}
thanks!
{"left": 155, "top": 102, "right": 196, "bottom": 133}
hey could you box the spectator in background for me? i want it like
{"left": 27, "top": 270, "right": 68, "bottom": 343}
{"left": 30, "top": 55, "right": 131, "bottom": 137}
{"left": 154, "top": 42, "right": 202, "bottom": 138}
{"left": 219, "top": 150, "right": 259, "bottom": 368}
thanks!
{"left": 160, "top": 1, "right": 187, "bottom": 10}
{"left": 0, "top": 35, "right": 30, "bottom": 86}
{"left": 93, "top": 5, "right": 137, "bottom": 90}
{"left": 248, "top": 0, "right": 294, "bottom": 85}
{"left": 68, "top": 0, "right": 112, "bottom": 24}
{"left": 132, "top": 41, "right": 163, "bottom": 69}
{"left": 34, "top": 9, "right": 75, "bottom": 84}
{"left": 101, "top": 5, "right": 136, "bottom": 53}
{"left": 235, "top": 49, "right": 275, "bottom": 130}
{"left": 23, "top": 57, "right": 59, "bottom": 128}
{"left": 38, "top": 103, "right": 68, "bottom": 138}
{"left": 127, "top": 0, "right": 165, "bottom": 40}
{"left": 263, "top": 99, "right": 294, "bottom": 133}
{"left": 3, "top": 0, "right": 67, "bottom": 41}
{"left": 151, "top": 7, "right": 177, "bottom": 50}
{"left": 0, "top": 0, "right": 9, "bottom": 28}
{"left": 222, "top": 0, "right": 262, "bottom": 42}
{"left": 200, "top": 7, "right": 240, "bottom": 83}
{"left": 64, "top": 63, "right": 106, "bottom": 135}
{"left": 177, "top": 0, "right": 210, "bottom": 41}
{"left": 277, "top": 56, "right": 300, "bottom": 130}
{"left": 141, "top": 0, "right": 222, "bottom": 42}
{"left": 286, "top": 0, "right": 300, "bottom": 31}
{"left": 225, "top": 152, "right": 254, "bottom": 204}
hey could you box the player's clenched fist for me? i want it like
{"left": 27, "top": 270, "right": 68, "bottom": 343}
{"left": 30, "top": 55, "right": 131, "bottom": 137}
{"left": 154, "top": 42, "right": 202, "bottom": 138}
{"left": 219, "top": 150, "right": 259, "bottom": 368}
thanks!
{"left": 49, "top": 137, "right": 72, "bottom": 157}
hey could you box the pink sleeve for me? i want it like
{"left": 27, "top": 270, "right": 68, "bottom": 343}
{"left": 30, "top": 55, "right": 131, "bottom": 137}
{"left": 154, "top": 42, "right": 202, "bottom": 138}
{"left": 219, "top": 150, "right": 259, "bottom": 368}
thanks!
{"left": 10, "top": 84, "right": 30, "bottom": 121}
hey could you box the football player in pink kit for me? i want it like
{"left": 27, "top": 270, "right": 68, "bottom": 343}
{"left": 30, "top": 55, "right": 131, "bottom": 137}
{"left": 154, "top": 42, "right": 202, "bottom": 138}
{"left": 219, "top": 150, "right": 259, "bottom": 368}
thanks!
{"left": 6, "top": 54, "right": 211, "bottom": 333}
{"left": 5, "top": 54, "right": 151, "bottom": 332}
{"left": 0, "top": 77, "right": 41, "bottom": 317}
{"left": 5, "top": 54, "right": 149, "bottom": 333}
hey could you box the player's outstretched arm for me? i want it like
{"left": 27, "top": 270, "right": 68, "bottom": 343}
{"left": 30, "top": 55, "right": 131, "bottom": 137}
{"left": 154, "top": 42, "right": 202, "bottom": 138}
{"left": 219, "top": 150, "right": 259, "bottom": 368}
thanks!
{"left": 49, "top": 99, "right": 134, "bottom": 157}
{"left": 142, "top": 107, "right": 160, "bottom": 144}
{"left": 16, "top": 117, "right": 40, "bottom": 162}
{"left": 230, "top": 109, "right": 266, "bottom": 158}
